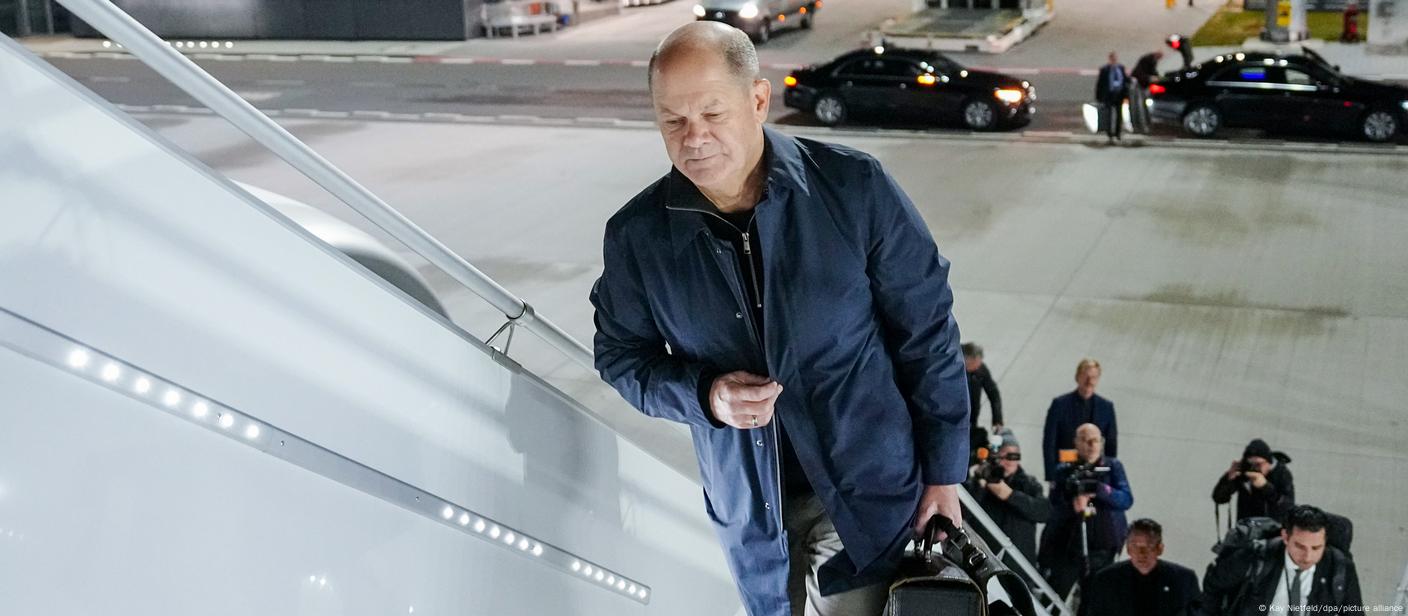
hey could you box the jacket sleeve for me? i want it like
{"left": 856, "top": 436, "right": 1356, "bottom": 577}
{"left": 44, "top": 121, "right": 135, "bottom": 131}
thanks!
{"left": 1104, "top": 400, "right": 1118, "bottom": 459}
{"left": 1007, "top": 475, "right": 1051, "bottom": 524}
{"left": 981, "top": 366, "right": 1003, "bottom": 426}
{"left": 1264, "top": 467, "right": 1295, "bottom": 518}
{"left": 1042, "top": 400, "right": 1059, "bottom": 481}
{"left": 590, "top": 231, "right": 723, "bottom": 431}
{"left": 1096, "top": 460, "right": 1134, "bottom": 511}
{"left": 1211, "top": 474, "right": 1236, "bottom": 504}
{"left": 1338, "top": 556, "right": 1363, "bottom": 611}
{"left": 863, "top": 159, "right": 970, "bottom": 486}
{"left": 1094, "top": 68, "right": 1105, "bottom": 101}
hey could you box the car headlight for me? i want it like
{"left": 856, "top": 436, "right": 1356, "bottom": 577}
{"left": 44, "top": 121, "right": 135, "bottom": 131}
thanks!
{"left": 693, "top": 3, "right": 706, "bottom": 17}
{"left": 1401, "top": 100, "right": 1408, "bottom": 111}
{"left": 994, "top": 88, "right": 1024, "bottom": 104}
{"left": 738, "top": 2, "right": 759, "bottom": 18}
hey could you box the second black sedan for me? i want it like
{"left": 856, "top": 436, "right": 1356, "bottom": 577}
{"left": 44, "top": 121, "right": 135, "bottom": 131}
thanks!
{"left": 1148, "top": 47, "right": 1408, "bottom": 142}
{"left": 782, "top": 46, "right": 1035, "bottom": 130}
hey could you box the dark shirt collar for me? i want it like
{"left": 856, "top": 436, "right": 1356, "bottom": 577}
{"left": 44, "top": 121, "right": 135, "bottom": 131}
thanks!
{"left": 665, "top": 127, "right": 810, "bottom": 253}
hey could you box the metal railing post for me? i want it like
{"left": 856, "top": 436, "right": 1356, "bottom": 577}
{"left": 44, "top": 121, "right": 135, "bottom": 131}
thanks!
{"left": 53, "top": 0, "right": 596, "bottom": 374}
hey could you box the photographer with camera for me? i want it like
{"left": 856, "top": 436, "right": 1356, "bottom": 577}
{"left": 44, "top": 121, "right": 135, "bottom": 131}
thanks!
{"left": 1038, "top": 423, "right": 1133, "bottom": 600}
{"left": 1212, "top": 438, "right": 1295, "bottom": 523}
{"left": 964, "top": 436, "right": 1050, "bottom": 563}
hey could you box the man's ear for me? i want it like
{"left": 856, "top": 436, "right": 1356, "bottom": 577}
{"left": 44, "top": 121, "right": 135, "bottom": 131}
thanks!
{"left": 753, "top": 78, "right": 772, "bottom": 119}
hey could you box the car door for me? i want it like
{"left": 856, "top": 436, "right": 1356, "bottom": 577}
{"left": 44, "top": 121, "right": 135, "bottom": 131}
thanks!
{"left": 832, "top": 58, "right": 907, "bottom": 118}
{"left": 1204, "top": 64, "right": 1283, "bottom": 128}
{"left": 1284, "top": 64, "right": 1359, "bottom": 133}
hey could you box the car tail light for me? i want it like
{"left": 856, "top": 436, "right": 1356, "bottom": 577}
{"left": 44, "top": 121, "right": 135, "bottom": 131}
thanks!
{"left": 917, "top": 74, "right": 936, "bottom": 86}
{"left": 1148, "top": 83, "right": 1167, "bottom": 95}
{"left": 814, "top": 0, "right": 822, "bottom": 6}
{"left": 784, "top": 75, "right": 798, "bottom": 87}
{"left": 800, "top": 6, "right": 807, "bottom": 13}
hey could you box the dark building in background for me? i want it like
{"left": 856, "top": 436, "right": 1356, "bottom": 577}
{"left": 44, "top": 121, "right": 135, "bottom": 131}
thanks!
{"left": 70, "top": 0, "right": 490, "bottom": 40}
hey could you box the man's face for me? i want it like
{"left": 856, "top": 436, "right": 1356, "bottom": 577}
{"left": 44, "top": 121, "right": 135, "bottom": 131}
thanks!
{"left": 1245, "top": 456, "right": 1271, "bottom": 474}
{"left": 1076, "top": 430, "right": 1103, "bottom": 463}
{"left": 1283, "top": 528, "right": 1327, "bottom": 570}
{"left": 1076, "top": 367, "right": 1101, "bottom": 398}
{"left": 651, "top": 51, "right": 770, "bottom": 196}
{"left": 1108, "top": 52, "right": 1118, "bottom": 65}
{"left": 964, "top": 356, "right": 982, "bottom": 373}
{"left": 998, "top": 446, "right": 1020, "bottom": 477}
{"left": 1126, "top": 531, "right": 1164, "bottom": 574}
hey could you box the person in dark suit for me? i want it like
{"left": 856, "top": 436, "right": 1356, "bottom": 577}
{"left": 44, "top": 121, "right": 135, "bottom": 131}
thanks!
{"left": 963, "top": 342, "right": 1003, "bottom": 453}
{"left": 1081, "top": 518, "right": 1200, "bottom": 616}
{"left": 1201, "top": 505, "right": 1362, "bottom": 616}
{"left": 1094, "top": 52, "right": 1128, "bottom": 144}
{"left": 1042, "top": 358, "right": 1117, "bottom": 482}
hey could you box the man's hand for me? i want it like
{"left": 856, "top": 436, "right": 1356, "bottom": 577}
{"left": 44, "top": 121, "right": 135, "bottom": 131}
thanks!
{"left": 1245, "top": 471, "right": 1268, "bottom": 489}
{"left": 992, "top": 423, "right": 1003, "bottom": 433}
{"left": 986, "top": 480, "right": 1013, "bottom": 501}
{"left": 913, "top": 484, "right": 962, "bottom": 541}
{"left": 1226, "top": 459, "right": 1242, "bottom": 481}
{"left": 708, "top": 371, "right": 783, "bottom": 430}
{"left": 1073, "top": 494, "right": 1093, "bottom": 514}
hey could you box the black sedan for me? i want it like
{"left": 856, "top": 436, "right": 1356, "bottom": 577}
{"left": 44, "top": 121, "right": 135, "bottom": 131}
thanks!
{"left": 1148, "top": 47, "right": 1408, "bottom": 142}
{"left": 782, "top": 46, "right": 1035, "bottom": 130}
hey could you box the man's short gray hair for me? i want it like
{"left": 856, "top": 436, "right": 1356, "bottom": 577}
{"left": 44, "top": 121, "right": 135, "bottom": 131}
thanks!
{"left": 648, "top": 22, "right": 759, "bottom": 92}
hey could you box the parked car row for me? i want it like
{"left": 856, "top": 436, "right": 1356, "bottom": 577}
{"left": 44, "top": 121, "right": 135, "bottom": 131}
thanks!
{"left": 693, "top": 0, "right": 820, "bottom": 43}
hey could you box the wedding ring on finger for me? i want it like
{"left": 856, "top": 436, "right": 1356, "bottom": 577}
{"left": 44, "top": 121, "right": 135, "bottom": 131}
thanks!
{"left": 751, "top": 416, "right": 758, "bottom": 427}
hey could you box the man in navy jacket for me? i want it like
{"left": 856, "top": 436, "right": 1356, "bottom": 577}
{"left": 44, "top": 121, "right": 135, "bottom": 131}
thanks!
{"left": 1043, "top": 358, "right": 1117, "bottom": 482}
{"left": 1039, "top": 423, "right": 1133, "bottom": 599}
{"left": 591, "top": 22, "right": 970, "bottom": 616}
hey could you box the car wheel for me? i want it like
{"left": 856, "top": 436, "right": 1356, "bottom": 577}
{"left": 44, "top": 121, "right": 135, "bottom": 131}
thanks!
{"left": 962, "top": 99, "right": 997, "bottom": 131}
{"left": 801, "top": 10, "right": 813, "bottom": 29}
{"left": 754, "top": 21, "right": 771, "bottom": 43}
{"left": 813, "top": 93, "right": 847, "bottom": 126}
{"left": 1361, "top": 109, "right": 1399, "bottom": 143}
{"left": 1182, "top": 104, "right": 1221, "bottom": 138}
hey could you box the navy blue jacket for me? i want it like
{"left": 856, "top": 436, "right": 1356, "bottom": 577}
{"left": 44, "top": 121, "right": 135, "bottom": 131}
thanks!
{"left": 590, "top": 127, "right": 970, "bottom": 616}
{"left": 1042, "top": 392, "right": 1118, "bottom": 481}
{"left": 1039, "top": 457, "right": 1134, "bottom": 563}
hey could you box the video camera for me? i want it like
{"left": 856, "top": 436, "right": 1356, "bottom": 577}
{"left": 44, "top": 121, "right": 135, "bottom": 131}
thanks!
{"left": 1058, "top": 449, "right": 1110, "bottom": 496}
{"left": 974, "top": 447, "right": 1021, "bottom": 483}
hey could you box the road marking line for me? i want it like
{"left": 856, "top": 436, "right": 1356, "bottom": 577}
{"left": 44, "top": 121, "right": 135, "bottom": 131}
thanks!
{"left": 501, "top": 59, "right": 536, "bottom": 65}
{"left": 354, "top": 55, "right": 390, "bottom": 63}
{"left": 89, "top": 75, "right": 131, "bottom": 83}
{"left": 630, "top": 60, "right": 649, "bottom": 67}
{"left": 565, "top": 59, "right": 602, "bottom": 66}
{"left": 498, "top": 114, "right": 541, "bottom": 122}
{"left": 438, "top": 57, "right": 477, "bottom": 64}
{"left": 325, "top": 56, "right": 354, "bottom": 63}
{"left": 421, "top": 112, "right": 465, "bottom": 121}
{"left": 352, "top": 110, "right": 393, "bottom": 118}
{"left": 381, "top": 57, "right": 413, "bottom": 64}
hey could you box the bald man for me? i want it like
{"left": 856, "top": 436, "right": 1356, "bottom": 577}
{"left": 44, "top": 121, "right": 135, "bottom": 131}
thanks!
{"left": 590, "top": 22, "right": 971, "bottom": 616}
{"left": 1038, "top": 423, "right": 1133, "bottom": 600}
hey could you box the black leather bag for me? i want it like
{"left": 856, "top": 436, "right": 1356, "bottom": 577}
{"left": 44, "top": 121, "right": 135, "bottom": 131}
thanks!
{"left": 885, "top": 515, "right": 1040, "bottom": 616}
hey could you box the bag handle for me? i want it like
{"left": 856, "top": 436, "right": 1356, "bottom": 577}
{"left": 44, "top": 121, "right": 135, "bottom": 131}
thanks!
{"left": 920, "top": 514, "right": 986, "bottom": 571}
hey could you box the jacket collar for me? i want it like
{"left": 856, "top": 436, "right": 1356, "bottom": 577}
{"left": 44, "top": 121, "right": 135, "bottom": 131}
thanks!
{"left": 664, "top": 127, "right": 811, "bottom": 254}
